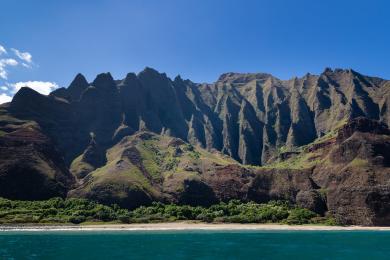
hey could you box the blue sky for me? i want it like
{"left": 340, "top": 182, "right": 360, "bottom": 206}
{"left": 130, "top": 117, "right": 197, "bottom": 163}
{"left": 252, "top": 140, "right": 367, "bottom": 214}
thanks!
{"left": 1, "top": 0, "right": 390, "bottom": 102}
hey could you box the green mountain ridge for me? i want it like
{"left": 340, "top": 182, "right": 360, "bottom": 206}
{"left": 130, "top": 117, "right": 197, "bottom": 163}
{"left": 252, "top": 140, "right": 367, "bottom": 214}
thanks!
{"left": 0, "top": 68, "right": 390, "bottom": 225}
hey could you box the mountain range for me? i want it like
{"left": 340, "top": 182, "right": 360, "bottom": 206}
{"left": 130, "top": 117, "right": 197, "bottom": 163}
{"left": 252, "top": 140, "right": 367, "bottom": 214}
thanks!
{"left": 0, "top": 67, "right": 390, "bottom": 225}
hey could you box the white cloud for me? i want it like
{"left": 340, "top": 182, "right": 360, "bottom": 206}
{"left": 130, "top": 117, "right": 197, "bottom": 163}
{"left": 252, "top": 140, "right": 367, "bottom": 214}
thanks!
{"left": 0, "top": 45, "right": 34, "bottom": 80}
{"left": 0, "top": 58, "right": 18, "bottom": 66}
{"left": 0, "top": 45, "right": 6, "bottom": 55}
{"left": 0, "top": 45, "right": 52, "bottom": 101}
{"left": 9, "top": 81, "right": 58, "bottom": 95}
{"left": 0, "top": 58, "right": 18, "bottom": 79}
{"left": 21, "top": 63, "right": 31, "bottom": 68}
{"left": 11, "top": 48, "right": 32, "bottom": 63}
{"left": 0, "top": 93, "right": 12, "bottom": 104}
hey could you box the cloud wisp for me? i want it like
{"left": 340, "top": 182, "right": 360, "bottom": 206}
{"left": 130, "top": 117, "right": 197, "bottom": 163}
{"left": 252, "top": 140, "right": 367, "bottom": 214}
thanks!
{"left": 0, "top": 45, "right": 7, "bottom": 56}
{"left": 0, "top": 58, "right": 18, "bottom": 79}
{"left": 0, "top": 80, "right": 59, "bottom": 104}
{"left": 9, "top": 81, "right": 59, "bottom": 95}
{"left": 11, "top": 48, "right": 33, "bottom": 64}
{"left": 0, "top": 45, "right": 34, "bottom": 80}
{"left": 0, "top": 93, "right": 12, "bottom": 104}
{"left": 0, "top": 44, "right": 59, "bottom": 104}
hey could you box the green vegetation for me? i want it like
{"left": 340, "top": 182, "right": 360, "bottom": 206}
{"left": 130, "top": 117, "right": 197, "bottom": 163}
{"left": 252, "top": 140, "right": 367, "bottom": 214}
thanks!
{"left": 349, "top": 158, "right": 369, "bottom": 168}
{"left": 139, "top": 139, "right": 165, "bottom": 180}
{"left": 184, "top": 144, "right": 201, "bottom": 160}
{"left": 264, "top": 150, "right": 323, "bottom": 170}
{"left": 262, "top": 118, "right": 350, "bottom": 170}
{"left": 0, "top": 198, "right": 336, "bottom": 225}
{"left": 130, "top": 200, "right": 332, "bottom": 225}
{"left": 71, "top": 132, "right": 239, "bottom": 203}
{"left": 0, "top": 197, "right": 128, "bottom": 224}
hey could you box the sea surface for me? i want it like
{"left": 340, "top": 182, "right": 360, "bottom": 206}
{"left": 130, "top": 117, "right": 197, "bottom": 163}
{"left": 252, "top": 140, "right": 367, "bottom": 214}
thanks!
{"left": 1, "top": 230, "right": 390, "bottom": 259}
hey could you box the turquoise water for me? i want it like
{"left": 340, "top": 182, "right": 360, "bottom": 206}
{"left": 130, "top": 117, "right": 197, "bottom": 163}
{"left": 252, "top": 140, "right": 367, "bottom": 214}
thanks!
{"left": 1, "top": 230, "right": 390, "bottom": 259}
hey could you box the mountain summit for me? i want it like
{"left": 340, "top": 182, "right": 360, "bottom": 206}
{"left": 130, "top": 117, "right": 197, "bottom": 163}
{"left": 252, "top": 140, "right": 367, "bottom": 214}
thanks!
{"left": 0, "top": 67, "right": 390, "bottom": 225}
{"left": 16, "top": 67, "right": 389, "bottom": 165}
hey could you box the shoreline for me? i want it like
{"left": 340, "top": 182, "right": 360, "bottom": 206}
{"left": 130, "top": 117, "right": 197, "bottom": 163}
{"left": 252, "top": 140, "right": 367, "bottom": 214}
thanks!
{"left": 2, "top": 222, "right": 390, "bottom": 232}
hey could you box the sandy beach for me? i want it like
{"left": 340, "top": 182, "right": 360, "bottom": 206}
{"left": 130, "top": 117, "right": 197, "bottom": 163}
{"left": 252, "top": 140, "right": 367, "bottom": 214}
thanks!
{"left": 1, "top": 222, "right": 390, "bottom": 232}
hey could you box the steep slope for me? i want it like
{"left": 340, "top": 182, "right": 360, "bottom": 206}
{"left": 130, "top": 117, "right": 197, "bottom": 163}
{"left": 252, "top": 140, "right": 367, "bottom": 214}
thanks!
{"left": 66, "top": 117, "right": 390, "bottom": 225}
{"left": 44, "top": 67, "right": 390, "bottom": 166}
{"left": 1, "top": 68, "right": 385, "bottom": 168}
{"left": 263, "top": 117, "right": 390, "bottom": 225}
{"left": 1, "top": 67, "right": 390, "bottom": 225}
{"left": 68, "top": 131, "right": 236, "bottom": 209}
{"left": 0, "top": 103, "right": 74, "bottom": 200}
{"left": 66, "top": 130, "right": 322, "bottom": 211}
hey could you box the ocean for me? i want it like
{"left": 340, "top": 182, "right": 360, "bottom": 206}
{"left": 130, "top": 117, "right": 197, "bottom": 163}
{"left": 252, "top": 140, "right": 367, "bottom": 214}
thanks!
{"left": 1, "top": 230, "right": 390, "bottom": 259}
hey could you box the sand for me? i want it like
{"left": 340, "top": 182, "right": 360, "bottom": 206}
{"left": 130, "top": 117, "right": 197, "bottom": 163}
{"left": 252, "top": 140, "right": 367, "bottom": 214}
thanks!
{"left": 1, "top": 222, "right": 390, "bottom": 232}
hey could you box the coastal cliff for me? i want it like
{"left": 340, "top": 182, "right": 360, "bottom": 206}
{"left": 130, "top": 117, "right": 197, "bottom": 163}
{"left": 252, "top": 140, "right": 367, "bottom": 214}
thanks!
{"left": 1, "top": 68, "right": 390, "bottom": 225}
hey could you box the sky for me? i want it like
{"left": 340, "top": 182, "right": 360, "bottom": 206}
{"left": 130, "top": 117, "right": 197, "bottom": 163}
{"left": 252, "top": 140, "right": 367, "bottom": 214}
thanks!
{"left": 1, "top": 0, "right": 390, "bottom": 103}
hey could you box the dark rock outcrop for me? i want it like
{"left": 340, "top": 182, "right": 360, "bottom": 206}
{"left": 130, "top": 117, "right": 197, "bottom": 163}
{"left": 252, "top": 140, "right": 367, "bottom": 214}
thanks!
{"left": 0, "top": 125, "right": 74, "bottom": 200}
{"left": 336, "top": 117, "right": 390, "bottom": 143}
{"left": 296, "top": 190, "right": 327, "bottom": 215}
{"left": 177, "top": 179, "right": 217, "bottom": 207}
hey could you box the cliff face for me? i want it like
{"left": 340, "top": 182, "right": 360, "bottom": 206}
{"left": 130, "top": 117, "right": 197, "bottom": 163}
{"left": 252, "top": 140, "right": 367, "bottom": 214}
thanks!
{"left": 5, "top": 67, "right": 390, "bottom": 167}
{"left": 0, "top": 68, "right": 390, "bottom": 225}
{"left": 0, "top": 118, "right": 74, "bottom": 200}
{"left": 67, "top": 118, "right": 390, "bottom": 225}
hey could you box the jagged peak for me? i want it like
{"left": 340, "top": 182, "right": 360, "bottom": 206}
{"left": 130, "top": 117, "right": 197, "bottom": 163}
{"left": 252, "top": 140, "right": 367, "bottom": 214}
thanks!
{"left": 69, "top": 73, "right": 89, "bottom": 89}
{"left": 173, "top": 75, "right": 193, "bottom": 85}
{"left": 322, "top": 67, "right": 358, "bottom": 76}
{"left": 217, "top": 72, "right": 236, "bottom": 81}
{"left": 323, "top": 67, "right": 333, "bottom": 74}
{"left": 122, "top": 72, "right": 138, "bottom": 85}
{"left": 217, "top": 72, "right": 273, "bottom": 84}
{"left": 138, "top": 67, "right": 162, "bottom": 77}
{"left": 10, "top": 87, "right": 47, "bottom": 107}
{"left": 174, "top": 75, "right": 183, "bottom": 82}
{"left": 13, "top": 86, "right": 42, "bottom": 99}
{"left": 137, "top": 67, "right": 171, "bottom": 87}
{"left": 92, "top": 72, "right": 115, "bottom": 87}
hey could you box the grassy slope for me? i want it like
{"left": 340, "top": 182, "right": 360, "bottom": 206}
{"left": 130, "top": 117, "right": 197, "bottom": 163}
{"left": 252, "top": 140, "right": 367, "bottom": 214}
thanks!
{"left": 69, "top": 132, "right": 238, "bottom": 199}
{"left": 262, "top": 118, "right": 349, "bottom": 170}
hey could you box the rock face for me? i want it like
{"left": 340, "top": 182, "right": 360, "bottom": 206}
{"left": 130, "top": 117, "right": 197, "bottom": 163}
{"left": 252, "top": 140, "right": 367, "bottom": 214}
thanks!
{"left": 67, "top": 132, "right": 237, "bottom": 209}
{"left": 336, "top": 117, "right": 390, "bottom": 143}
{"left": 311, "top": 118, "right": 390, "bottom": 225}
{"left": 70, "top": 135, "right": 106, "bottom": 179}
{"left": 1, "top": 67, "right": 390, "bottom": 225}
{"left": 65, "top": 118, "right": 390, "bottom": 225}
{"left": 296, "top": 190, "right": 327, "bottom": 215}
{"left": 5, "top": 67, "right": 389, "bottom": 167}
{"left": 0, "top": 121, "right": 74, "bottom": 200}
